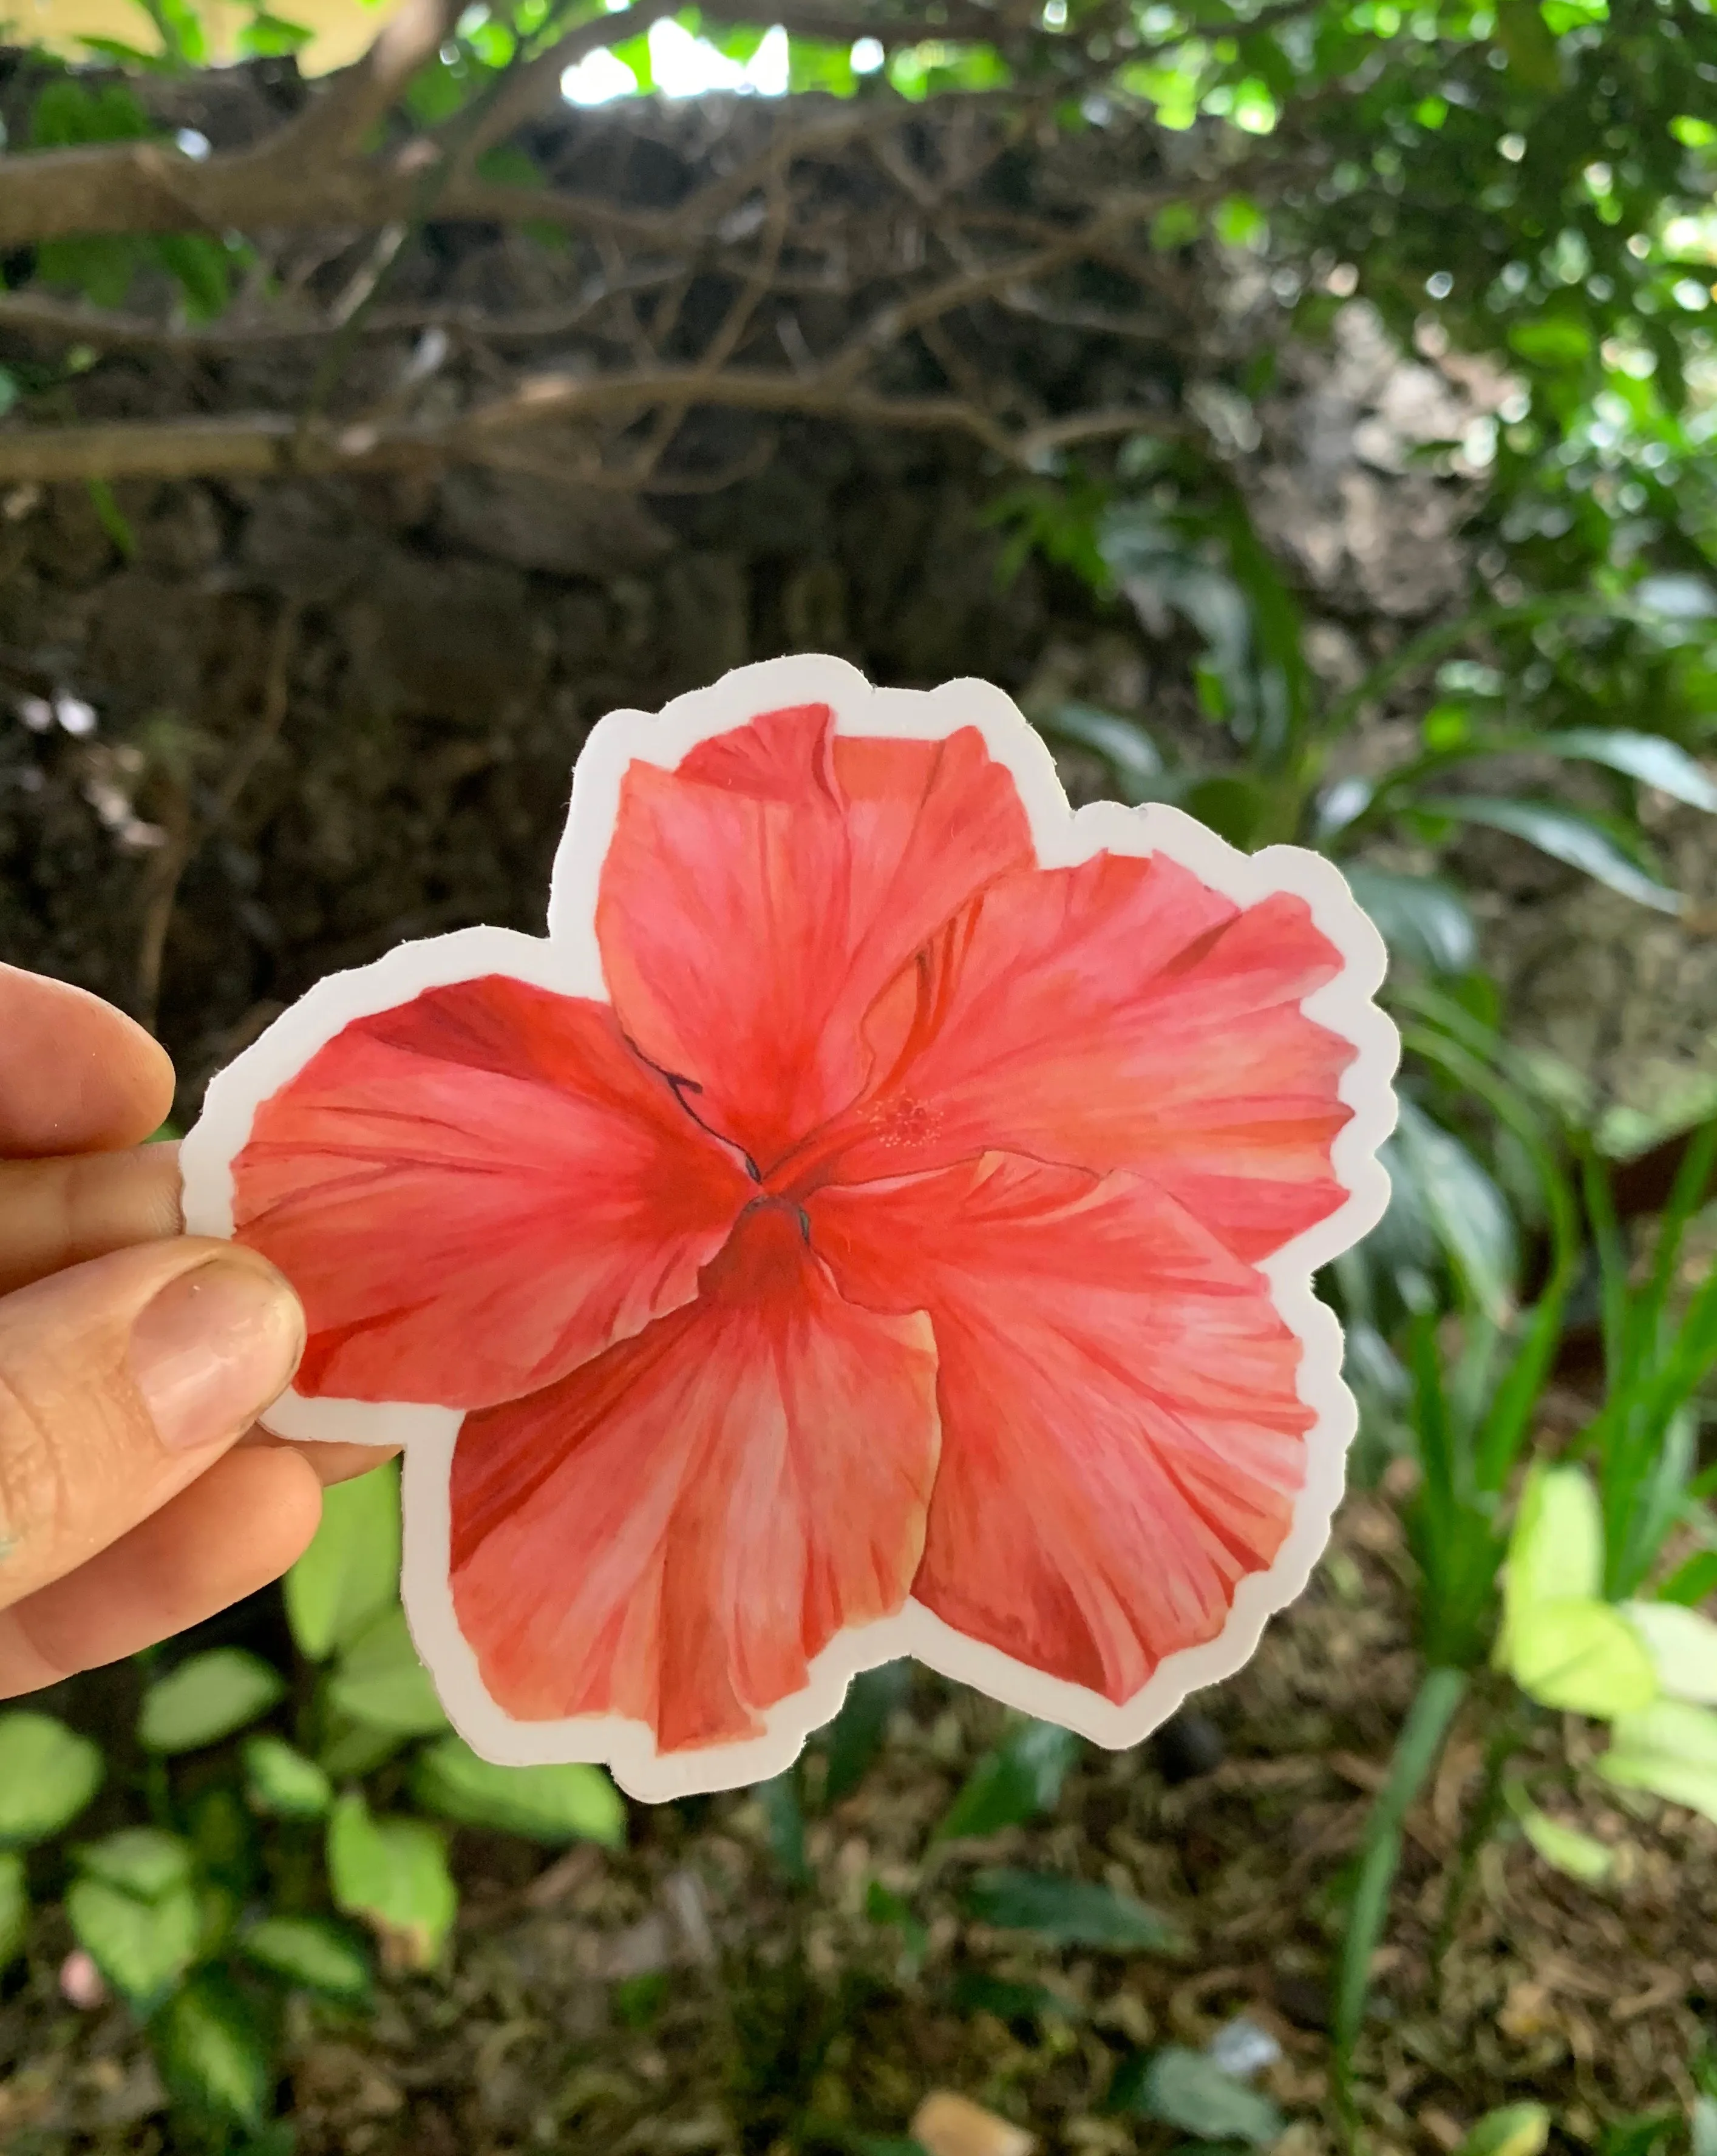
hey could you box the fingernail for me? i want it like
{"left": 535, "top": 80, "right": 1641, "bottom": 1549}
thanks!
{"left": 129, "top": 1258, "right": 304, "bottom": 1452}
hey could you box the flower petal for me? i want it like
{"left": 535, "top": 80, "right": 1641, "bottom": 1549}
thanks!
{"left": 233, "top": 976, "right": 752, "bottom": 1408}
{"left": 448, "top": 1201, "right": 940, "bottom": 1752}
{"left": 596, "top": 703, "right": 1032, "bottom": 1173}
{"left": 809, "top": 1154, "right": 1313, "bottom": 1706}
{"left": 817, "top": 850, "right": 1356, "bottom": 1261}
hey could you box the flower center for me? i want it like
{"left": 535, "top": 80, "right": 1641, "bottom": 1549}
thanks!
{"left": 865, "top": 1093, "right": 943, "bottom": 1150}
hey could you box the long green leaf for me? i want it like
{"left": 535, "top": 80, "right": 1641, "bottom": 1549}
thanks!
{"left": 1342, "top": 865, "right": 1477, "bottom": 974}
{"left": 934, "top": 1720, "right": 1080, "bottom": 1840}
{"left": 1394, "top": 1097, "right": 1517, "bottom": 1320}
{"left": 1640, "top": 1120, "right": 1717, "bottom": 1362}
{"left": 1537, "top": 728, "right": 1717, "bottom": 812}
{"left": 1418, "top": 796, "right": 1681, "bottom": 913}
{"left": 1333, "top": 1667, "right": 1467, "bottom": 2084}
{"left": 960, "top": 1869, "right": 1182, "bottom": 1953}
{"left": 1398, "top": 1023, "right": 1579, "bottom": 1493}
{"left": 1579, "top": 1147, "right": 1631, "bottom": 1386}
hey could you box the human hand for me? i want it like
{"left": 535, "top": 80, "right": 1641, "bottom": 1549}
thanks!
{"left": 0, "top": 963, "right": 369, "bottom": 1697}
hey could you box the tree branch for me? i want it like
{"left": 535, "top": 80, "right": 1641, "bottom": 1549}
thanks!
{"left": 276, "top": 0, "right": 463, "bottom": 161}
{"left": 0, "top": 273, "right": 690, "bottom": 351}
{"left": 0, "top": 0, "right": 1091, "bottom": 251}
{"left": 0, "top": 368, "right": 1173, "bottom": 484}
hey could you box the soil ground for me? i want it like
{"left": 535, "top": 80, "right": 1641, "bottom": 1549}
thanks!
{"left": 4, "top": 1490, "right": 1714, "bottom": 2156}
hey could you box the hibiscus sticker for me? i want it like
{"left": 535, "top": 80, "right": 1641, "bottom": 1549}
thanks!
{"left": 181, "top": 656, "right": 1398, "bottom": 1802}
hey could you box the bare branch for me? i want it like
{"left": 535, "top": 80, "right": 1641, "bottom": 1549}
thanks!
{"left": 0, "top": 369, "right": 1173, "bottom": 485}
{"left": 0, "top": 271, "right": 688, "bottom": 351}
{"left": 451, "top": 0, "right": 688, "bottom": 169}
{"left": 277, "top": 0, "right": 463, "bottom": 161}
{"left": 0, "top": 0, "right": 1081, "bottom": 253}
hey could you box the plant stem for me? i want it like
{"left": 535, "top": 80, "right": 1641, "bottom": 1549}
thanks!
{"left": 1331, "top": 1666, "right": 1468, "bottom": 2148}
{"left": 1431, "top": 1696, "right": 1525, "bottom": 1985}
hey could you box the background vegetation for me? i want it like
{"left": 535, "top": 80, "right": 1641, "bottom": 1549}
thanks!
{"left": 2, "top": 0, "right": 1717, "bottom": 2151}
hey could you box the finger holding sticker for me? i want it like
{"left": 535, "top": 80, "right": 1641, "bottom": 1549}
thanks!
{"left": 0, "top": 964, "right": 321, "bottom": 1697}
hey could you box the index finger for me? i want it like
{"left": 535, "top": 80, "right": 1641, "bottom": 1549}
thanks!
{"left": 0, "top": 964, "right": 175, "bottom": 1156}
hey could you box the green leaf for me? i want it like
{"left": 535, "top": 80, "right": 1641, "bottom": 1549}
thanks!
{"left": 1183, "top": 772, "right": 1266, "bottom": 849}
{"left": 1039, "top": 702, "right": 1168, "bottom": 805}
{"left": 786, "top": 35, "right": 857, "bottom": 94}
{"left": 66, "top": 1874, "right": 200, "bottom": 2009}
{"left": 1625, "top": 1601, "right": 1717, "bottom": 1705}
{"left": 29, "top": 77, "right": 151, "bottom": 147}
{"left": 149, "top": 1969, "right": 271, "bottom": 2128}
{"left": 960, "top": 1869, "right": 1183, "bottom": 1953}
{"left": 1455, "top": 2106, "right": 1553, "bottom": 2156}
{"left": 0, "top": 1851, "right": 27, "bottom": 1969}
{"left": 316, "top": 1715, "right": 409, "bottom": 1780}
{"left": 934, "top": 1719, "right": 1080, "bottom": 1840}
{"left": 1600, "top": 1700, "right": 1717, "bottom": 1823}
{"left": 1507, "top": 314, "right": 1593, "bottom": 368}
{"left": 139, "top": 1648, "right": 286, "bottom": 1754}
{"left": 608, "top": 30, "right": 653, "bottom": 87}
{"left": 239, "top": 10, "right": 316, "bottom": 55}
{"left": 1111, "top": 2045, "right": 1284, "bottom": 2143}
{"left": 1542, "top": 730, "right": 1717, "bottom": 813}
{"left": 1506, "top": 1597, "right": 1658, "bottom": 1717}
{"left": 1421, "top": 796, "right": 1681, "bottom": 913}
{"left": 1393, "top": 1097, "right": 1517, "bottom": 1321}
{"left": 240, "top": 1914, "right": 372, "bottom": 2003}
{"left": 326, "top": 1793, "right": 456, "bottom": 1969}
{"left": 613, "top": 1970, "right": 669, "bottom": 2030}
{"left": 85, "top": 477, "right": 137, "bottom": 559}
{"left": 186, "top": 1783, "right": 258, "bottom": 1896}
{"left": 284, "top": 1457, "right": 402, "bottom": 1661}
{"left": 1504, "top": 1463, "right": 1603, "bottom": 1633}
{"left": 1494, "top": 0, "right": 1561, "bottom": 87}
{"left": 1661, "top": 1549, "right": 1717, "bottom": 1607}
{"left": 0, "top": 1712, "right": 103, "bottom": 1847}
{"left": 152, "top": 232, "right": 233, "bottom": 322}
{"left": 866, "top": 1880, "right": 927, "bottom": 1965}
{"left": 326, "top": 1605, "right": 448, "bottom": 1735}
{"left": 1342, "top": 866, "right": 1476, "bottom": 975}
{"left": 951, "top": 1971, "right": 1082, "bottom": 2022}
{"left": 410, "top": 1735, "right": 625, "bottom": 1846}
{"left": 74, "top": 1826, "right": 193, "bottom": 1900}
{"left": 243, "top": 1735, "right": 333, "bottom": 1820}
{"left": 823, "top": 1661, "right": 911, "bottom": 1807}
{"left": 37, "top": 234, "right": 144, "bottom": 310}
{"left": 1517, "top": 1805, "right": 1614, "bottom": 1884}
{"left": 755, "top": 1769, "right": 810, "bottom": 1886}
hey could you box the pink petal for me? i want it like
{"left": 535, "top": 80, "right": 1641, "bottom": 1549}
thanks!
{"left": 596, "top": 704, "right": 1032, "bottom": 1175}
{"left": 449, "top": 1201, "right": 940, "bottom": 1751}
{"left": 233, "top": 977, "right": 752, "bottom": 1408}
{"left": 812, "top": 850, "right": 1356, "bottom": 1262}
{"left": 810, "top": 1153, "right": 1313, "bottom": 1706}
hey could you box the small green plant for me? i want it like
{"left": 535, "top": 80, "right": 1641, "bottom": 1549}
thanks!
{"left": 1331, "top": 1100, "right": 1717, "bottom": 2124}
{"left": 2, "top": 1460, "right": 624, "bottom": 2145}
{"left": 1033, "top": 470, "right": 1717, "bottom": 938}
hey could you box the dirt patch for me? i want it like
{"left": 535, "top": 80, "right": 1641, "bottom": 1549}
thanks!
{"left": 5, "top": 1495, "right": 1713, "bottom": 2155}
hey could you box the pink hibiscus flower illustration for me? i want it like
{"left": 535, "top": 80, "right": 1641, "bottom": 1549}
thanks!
{"left": 182, "top": 657, "right": 1395, "bottom": 1800}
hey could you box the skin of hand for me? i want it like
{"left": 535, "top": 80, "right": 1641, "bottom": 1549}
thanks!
{"left": 0, "top": 961, "right": 395, "bottom": 1699}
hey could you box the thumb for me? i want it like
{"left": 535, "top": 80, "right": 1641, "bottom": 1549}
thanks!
{"left": 0, "top": 1238, "right": 304, "bottom": 1612}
